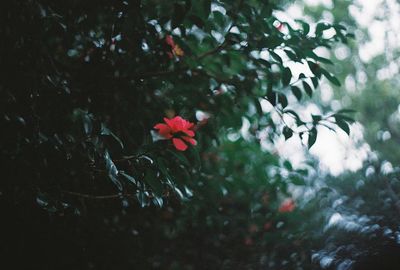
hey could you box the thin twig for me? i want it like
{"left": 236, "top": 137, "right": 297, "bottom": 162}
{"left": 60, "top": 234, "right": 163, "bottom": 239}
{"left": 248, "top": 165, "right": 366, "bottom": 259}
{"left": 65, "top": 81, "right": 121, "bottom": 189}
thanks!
{"left": 61, "top": 190, "right": 136, "bottom": 199}
{"left": 196, "top": 41, "right": 229, "bottom": 60}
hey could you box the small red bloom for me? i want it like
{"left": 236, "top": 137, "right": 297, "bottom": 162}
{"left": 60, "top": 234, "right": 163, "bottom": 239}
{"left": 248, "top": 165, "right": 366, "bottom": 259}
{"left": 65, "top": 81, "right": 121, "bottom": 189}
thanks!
{"left": 165, "top": 35, "right": 175, "bottom": 48}
{"left": 165, "top": 35, "right": 184, "bottom": 59}
{"left": 154, "top": 116, "right": 196, "bottom": 151}
{"left": 263, "top": 221, "right": 272, "bottom": 231}
{"left": 278, "top": 198, "right": 296, "bottom": 213}
{"left": 244, "top": 237, "right": 253, "bottom": 246}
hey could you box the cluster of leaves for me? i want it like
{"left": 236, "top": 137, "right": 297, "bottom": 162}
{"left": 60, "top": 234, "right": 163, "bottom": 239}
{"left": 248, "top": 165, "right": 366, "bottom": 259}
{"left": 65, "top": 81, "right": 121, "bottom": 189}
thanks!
{"left": 1, "top": 0, "right": 352, "bottom": 210}
{"left": 0, "top": 0, "right": 358, "bottom": 269}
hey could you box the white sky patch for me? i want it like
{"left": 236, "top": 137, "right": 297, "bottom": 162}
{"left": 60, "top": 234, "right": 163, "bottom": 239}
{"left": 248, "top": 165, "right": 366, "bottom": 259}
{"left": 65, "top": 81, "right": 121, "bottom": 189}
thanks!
{"left": 358, "top": 20, "right": 386, "bottom": 62}
{"left": 305, "top": 0, "right": 333, "bottom": 8}
{"left": 266, "top": 0, "right": 400, "bottom": 175}
{"left": 310, "top": 123, "right": 370, "bottom": 175}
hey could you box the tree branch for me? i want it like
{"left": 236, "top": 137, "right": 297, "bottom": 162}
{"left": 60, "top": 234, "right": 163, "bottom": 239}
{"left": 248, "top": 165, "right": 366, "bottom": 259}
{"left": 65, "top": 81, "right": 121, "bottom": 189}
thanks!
{"left": 61, "top": 190, "right": 136, "bottom": 199}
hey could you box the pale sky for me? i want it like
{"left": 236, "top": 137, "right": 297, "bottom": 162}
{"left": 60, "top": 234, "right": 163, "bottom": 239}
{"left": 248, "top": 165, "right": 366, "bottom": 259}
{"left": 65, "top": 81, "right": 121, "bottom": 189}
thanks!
{"left": 269, "top": 0, "right": 398, "bottom": 175}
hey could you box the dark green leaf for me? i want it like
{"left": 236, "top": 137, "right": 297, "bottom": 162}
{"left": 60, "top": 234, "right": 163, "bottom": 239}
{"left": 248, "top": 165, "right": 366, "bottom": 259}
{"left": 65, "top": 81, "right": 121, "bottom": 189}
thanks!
{"left": 254, "top": 98, "right": 263, "bottom": 116}
{"left": 308, "top": 128, "right": 317, "bottom": 149}
{"left": 337, "top": 109, "right": 356, "bottom": 114}
{"left": 284, "top": 49, "right": 298, "bottom": 61}
{"left": 120, "top": 172, "right": 137, "bottom": 185}
{"left": 321, "top": 69, "right": 341, "bottom": 86}
{"left": 266, "top": 90, "right": 277, "bottom": 106}
{"left": 144, "top": 169, "right": 163, "bottom": 196}
{"left": 291, "top": 85, "right": 302, "bottom": 101}
{"left": 282, "top": 67, "right": 292, "bottom": 86}
{"left": 278, "top": 93, "right": 288, "bottom": 108}
{"left": 105, "top": 151, "right": 123, "bottom": 191}
{"left": 283, "top": 126, "right": 293, "bottom": 140}
{"left": 152, "top": 196, "right": 164, "bottom": 208}
{"left": 336, "top": 119, "right": 350, "bottom": 135}
{"left": 283, "top": 160, "right": 293, "bottom": 170}
{"left": 291, "top": 176, "right": 306, "bottom": 186}
{"left": 311, "top": 114, "right": 322, "bottom": 123}
{"left": 315, "top": 22, "right": 331, "bottom": 36}
{"left": 269, "top": 50, "right": 283, "bottom": 64}
{"left": 311, "top": 77, "right": 319, "bottom": 88}
{"left": 303, "top": 81, "right": 313, "bottom": 97}
{"left": 167, "top": 149, "right": 190, "bottom": 167}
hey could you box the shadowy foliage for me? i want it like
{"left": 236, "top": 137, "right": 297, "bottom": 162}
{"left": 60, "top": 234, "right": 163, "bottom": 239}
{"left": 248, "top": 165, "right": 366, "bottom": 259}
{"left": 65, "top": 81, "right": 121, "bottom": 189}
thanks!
{"left": 0, "top": 0, "right": 355, "bottom": 269}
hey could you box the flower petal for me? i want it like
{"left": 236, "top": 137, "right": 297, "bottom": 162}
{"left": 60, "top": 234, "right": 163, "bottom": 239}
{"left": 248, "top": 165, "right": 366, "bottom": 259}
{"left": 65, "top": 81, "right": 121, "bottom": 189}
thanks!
{"left": 181, "top": 129, "right": 195, "bottom": 137}
{"left": 154, "top": 123, "right": 172, "bottom": 138}
{"left": 278, "top": 199, "right": 295, "bottom": 213}
{"left": 164, "top": 117, "right": 176, "bottom": 131}
{"left": 165, "top": 35, "right": 175, "bottom": 47}
{"left": 182, "top": 136, "right": 197, "bottom": 145}
{"left": 163, "top": 116, "right": 196, "bottom": 135}
{"left": 172, "top": 138, "right": 188, "bottom": 151}
{"left": 173, "top": 116, "right": 185, "bottom": 130}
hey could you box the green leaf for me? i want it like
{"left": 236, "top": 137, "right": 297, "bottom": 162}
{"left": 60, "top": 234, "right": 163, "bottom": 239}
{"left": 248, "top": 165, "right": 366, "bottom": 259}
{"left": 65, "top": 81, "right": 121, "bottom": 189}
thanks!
{"left": 337, "top": 109, "right": 356, "bottom": 114}
{"left": 144, "top": 169, "right": 163, "bottom": 196}
{"left": 335, "top": 114, "right": 355, "bottom": 123}
{"left": 188, "top": 147, "right": 201, "bottom": 170}
{"left": 191, "top": 0, "right": 211, "bottom": 20}
{"left": 308, "top": 128, "right": 317, "bottom": 149}
{"left": 283, "top": 126, "right": 293, "bottom": 140}
{"left": 303, "top": 81, "right": 313, "bottom": 97}
{"left": 295, "top": 19, "right": 310, "bottom": 35}
{"left": 152, "top": 196, "right": 164, "bottom": 208}
{"left": 336, "top": 119, "right": 350, "bottom": 135}
{"left": 166, "top": 149, "right": 190, "bottom": 167}
{"left": 136, "top": 190, "right": 150, "bottom": 208}
{"left": 282, "top": 67, "right": 292, "bottom": 86}
{"left": 266, "top": 90, "right": 277, "bottom": 106}
{"left": 284, "top": 49, "right": 298, "bottom": 62}
{"left": 254, "top": 98, "right": 263, "bottom": 116}
{"left": 311, "top": 114, "right": 322, "bottom": 123}
{"left": 291, "top": 85, "right": 302, "bottom": 101}
{"left": 311, "top": 77, "right": 319, "bottom": 88}
{"left": 291, "top": 176, "right": 306, "bottom": 186}
{"left": 315, "top": 22, "right": 331, "bottom": 36}
{"left": 156, "top": 158, "right": 173, "bottom": 182}
{"left": 283, "top": 160, "right": 293, "bottom": 170}
{"left": 316, "top": 56, "right": 333, "bottom": 65}
{"left": 101, "top": 124, "right": 124, "bottom": 149}
{"left": 278, "top": 93, "right": 288, "bottom": 108}
{"left": 172, "top": 3, "right": 187, "bottom": 28}
{"left": 120, "top": 172, "right": 137, "bottom": 185}
{"left": 308, "top": 61, "right": 321, "bottom": 76}
{"left": 269, "top": 50, "right": 283, "bottom": 64}
{"left": 321, "top": 69, "right": 341, "bottom": 86}
{"left": 284, "top": 109, "right": 304, "bottom": 125}
{"left": 104, "top": 150, "right": 123, "bottom": 191}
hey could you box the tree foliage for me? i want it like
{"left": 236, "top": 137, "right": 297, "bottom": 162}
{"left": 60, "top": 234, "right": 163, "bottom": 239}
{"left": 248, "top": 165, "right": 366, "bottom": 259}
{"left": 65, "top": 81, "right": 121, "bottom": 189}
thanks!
{"left": 0, "top": 0, "right": 355, "bottom": 269}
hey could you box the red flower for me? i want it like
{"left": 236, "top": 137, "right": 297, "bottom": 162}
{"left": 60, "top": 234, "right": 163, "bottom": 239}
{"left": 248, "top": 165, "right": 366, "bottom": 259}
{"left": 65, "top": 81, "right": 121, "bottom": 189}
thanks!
{"left": 165, "top": 35, "right": 184, "bottom": 59}
{"left": 244, "top": 237, "right": 253, "bottom": 246}
{"left": 263, "top": 221, "right": 272, "bottom": 231}
{"left": 165, "top": 35, "right": 175, "bottom": 48}
{"left": 154, "top": 116, "right": 196, "bottom": 151}
{"left": 278, "top": 198, "right": 296, "bottom": 213}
